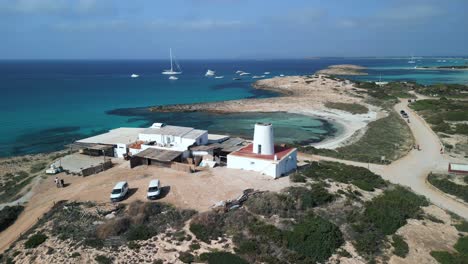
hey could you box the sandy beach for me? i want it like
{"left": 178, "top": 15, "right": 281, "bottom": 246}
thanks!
{"left": 150, "top": 74, "right": 382, "bottom": 149}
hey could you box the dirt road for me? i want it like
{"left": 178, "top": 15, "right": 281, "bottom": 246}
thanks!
{"left": 0, "top": 163, "right": 288, "bottom": 253}
{"left": 303, "top": 98, "right": 468, "bottom": 220}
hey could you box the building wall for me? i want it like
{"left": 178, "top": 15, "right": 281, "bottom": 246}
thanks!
{"left": 227, "top": 155, "right": 278, "bottom": 178}
{"left": 139, "top": 131, "right": 208, "bottom": 151}
{"left": 227, "top": 150, "right": 297, "bottom": 178}
{"left": 115, "top": 143, "right": 128, "bottom": 158}
{"left": 276, "top": 150, "right": 298, "bottom": 176}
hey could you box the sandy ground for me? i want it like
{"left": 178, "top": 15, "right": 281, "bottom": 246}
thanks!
{"left": 150, "top": 75, "right": 381, "bottom": 150}
{"left": 389, "top": 205, "right": 461, "bottom": 264}
{"left": 303, "top": 96, "right": 468, "bottom": 220}
{"left": 0, "top": 161, "right": 289, "bottom": 253}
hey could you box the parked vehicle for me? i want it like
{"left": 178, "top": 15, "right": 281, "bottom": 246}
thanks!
{"left": 110, "top": 181, "right": 129, "bottom": 202}
{"left": 147, "top": 179, "right": 161, "bottom": 200}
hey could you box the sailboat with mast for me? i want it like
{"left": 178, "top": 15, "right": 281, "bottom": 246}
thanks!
{"left": 162, "top": 48, "right": 182, "bottom": 75}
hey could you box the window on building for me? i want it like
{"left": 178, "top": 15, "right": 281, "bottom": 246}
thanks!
{"left": 258, "top": 144, "right": 262, "bottom": 154}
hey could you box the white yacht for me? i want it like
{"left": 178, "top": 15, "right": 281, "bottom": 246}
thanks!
{"left": 408, "top": 55, "right": 416, "bottom": 64}
{"left": 168, "top": 76, "right": 178, "bottom": 80}
{"left": 264, "top": 72, "right": 270, "bottom": 75}
{"left": 280, "top": 74, "right": 285, "bottom": 77}
{"left": 214, "top": 76, "right": 224, "bottom": 79}
{"left": 205, "top": 70, "right": 216, "bottom": 76}
{"left": 252, "top": 75, "right": 265, "bottom": 79}
{"left": 131, "top": 74, "right": 139, "bottom": 78}
{"left": 236, "top": 70, "right": 243, "bottom": 74}
{"left": 239, "top": 72, "right": 250, "bottom": 76}
{"left": 162, "top": 48, "right": 182, "bottom": 75}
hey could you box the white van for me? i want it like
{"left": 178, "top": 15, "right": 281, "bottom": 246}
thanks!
{"left": 110, "top": 181, "right": 129, "bottom": 202}
{"left": 147, "top": 179, "right": 161, "bottom": 200}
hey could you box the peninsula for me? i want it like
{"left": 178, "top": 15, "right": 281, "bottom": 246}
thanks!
{"left": 150, "top": 74, "right": 379, "bottom": 149}
{"left": 316, "top": 64, "right": 368, "bottom": 75}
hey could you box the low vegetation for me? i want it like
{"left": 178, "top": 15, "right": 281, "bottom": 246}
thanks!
{"left": 200, "top": 252, "right": 249, "bottom": 264}
{"left": 295, "top": 161, "right": 387, "bottom": 191}
{"left": 29, "top": 162, "right": 47, "bottom": 174}
{"left": 430, "top": 236, "right": 468, "bottom": 264}
{"left": 23, "top": 201, "right": 196, "bottom": 250}
{"left": 350, "top": 186, "right": 428, "bottom": 259}
{"left": 0, "top": 171, "right": 33, "bottom": 203}
{"left": 392, "top": 235, "right": 409, "bottom": 258}
{"left": 410, "top": 98, "right": 468, "bottom": 136}
{"left": 324, "top": 102, "right": 369, "bottom": 114}
{"left": 428, "top": 174, "right": 468, "bottom": 203}
{"left": 415, "top": 83, "right": 468, "bottom": 98}
{"left": 95, "top": 255, "right": 113, "bottom": 264}
{"left": 25, "top": 233, "right": 48, "bottom": 249}
{"left": 353, "top": 81, "right": 416, "bottom": 106}
{"left": 189, "top": 184, "right": 343, "bottom": 263}
{"left": 455, "top": 221, "right": 468, "bottom": 232}
{"left": 300, "top": 111, "right": 413, "bottom": 163}
{"left": 0, "top": 205, "right": 24, "bottom": 232}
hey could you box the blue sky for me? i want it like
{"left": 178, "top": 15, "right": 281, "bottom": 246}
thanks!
{"left": 1, "top": 0, "right": 467, "bottom": 59}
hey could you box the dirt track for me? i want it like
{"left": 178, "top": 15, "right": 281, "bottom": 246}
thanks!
{"left": 304, "top": 97, "right": 468, "bottom": 220}
{"left": 0, "top": 163, "right": 288, "bottom": 253}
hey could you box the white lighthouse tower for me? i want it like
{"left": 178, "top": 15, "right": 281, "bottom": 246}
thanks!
{"left": 227, "top": 122, "right": 298, "bottom": 178}
{"left": 253, "top": 123, "right": 275, "bottom": 155}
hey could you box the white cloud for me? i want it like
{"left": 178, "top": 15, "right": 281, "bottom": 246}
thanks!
{"left": 0, "top": 0, "right": 101, "bottom": 15}
{"left": 148, "top": 19, "right": 245, "bottom": 31}
{"left": 380, "top": 4, "right": 444, "bottom": 23}
{"left": 54, "top": 19, "right": 128, "bottom": 32}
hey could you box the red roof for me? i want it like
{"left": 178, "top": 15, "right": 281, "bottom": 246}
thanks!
{"left": 229, "top": 143, "right": 296, "bottom": 161}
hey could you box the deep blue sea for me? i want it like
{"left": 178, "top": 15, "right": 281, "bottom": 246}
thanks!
{"left": 1, "top": 58, "right": 467, "bottom": 157}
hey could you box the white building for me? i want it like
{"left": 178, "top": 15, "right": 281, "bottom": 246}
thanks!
{"left": 138, "top": 123, "right": 208, "bottom": 152}
{"left": 76, "top": 123, "right": 208, "bottom": 158}
{"left": 227, "top": 123, "right": 297, "bottom": 178}
{"left": 76, "top": 127, "right": 146, "bottom": 158}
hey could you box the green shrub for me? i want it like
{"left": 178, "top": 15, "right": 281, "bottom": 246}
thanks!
{"left": 454, "top": 236, "right": 468, "bottom": 255}
{"left": 455, "top": 221, "right": 468, "bottom": 232}
{"left": 199, "top": 252, "right": 249, "bottom": 264}
{"left": 70, "top": 252, "right": 80, "bottom": 258}
{"left": 428, "top": 174, "right": 468, "bottom": 203}
{"left": 29, "top": 162, "right": 47, "bottom": 174}
{"left": 95, "top": 255, "right": 112, "bottom": 264}
{"left": 392, "top": 235, "right": 409, "bottom": 258}
{"left": 352, "top": 187, "right": 427, "bottom": 259}
{"left": 290, "top": 172, "right": 306, "bottom": 183}
{"left": 353, "top": 226, "right": 385, "bottom": 257}
{"left": 189, "top": 211, "right": 225, "bottom": 243}
{"left": 189, "top": 242, "right": 200, "bottom": 251}
{"left": 83, "top": 238, "right": 104, "bottom": 249}
{"left": 286, "top": 214, "right": 344, "bottom": 262}
{"left": 178, "top": 252, "right": 194, "bottom": 263}
{"left": 361, "top": 186, "right": 428, "bottom": 235}
{"left": 325, "top": 102, "right": 369, "bottom": 114}
{"left": 286, "top": 185, "right": 334, "bottom": 209}
{"left": 235, "top": 240, "right": 258, "bottom": 254}
{"left": 25, "top": 233, "right": 48, "bottom": 248}
{"left": 300, "top": 161, "right": 387, "bottom": 191}
{"left": 127, "top": 241, "right": 140, "bottom": 250}
{"left": 430, "top": 251, "right": 460, "bottom": 264}
{"left": 245, "top": 192, "right": 293, "bottom": 218}
{"left": 126, "top": 224, "right": 153, "bottom": 241}
{"left": 0, "top": 205, "right": 24, "bottom": 232}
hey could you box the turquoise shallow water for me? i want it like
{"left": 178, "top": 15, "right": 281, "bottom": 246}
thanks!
{"left": 1, "top": 58, "right": 467, "bottom": 157}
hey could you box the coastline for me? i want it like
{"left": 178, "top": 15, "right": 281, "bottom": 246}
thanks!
{"left": 146, "top": 73, "right": 381, "bottom": 149}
